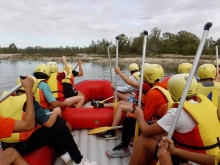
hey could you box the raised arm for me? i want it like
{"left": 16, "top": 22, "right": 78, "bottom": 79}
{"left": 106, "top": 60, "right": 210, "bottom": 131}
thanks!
{"left": 77, "top": 60, "right": 83, "bottom": 76}
{"left": 13, "top": 76, "right": 35, "bottom": 132}
{"left": 114, "top": 66, "right": 139, "bottom": 88}
{"left": 62, "top": 56, "right": 70, "bottom": 75}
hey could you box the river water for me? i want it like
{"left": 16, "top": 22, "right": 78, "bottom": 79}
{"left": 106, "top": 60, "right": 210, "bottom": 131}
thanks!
{"left": 0, "top": 60, "right": 178, "bottom": 94}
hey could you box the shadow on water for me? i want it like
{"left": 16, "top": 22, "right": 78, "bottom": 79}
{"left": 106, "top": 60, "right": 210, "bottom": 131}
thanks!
{"left": 0, "top": 60, "right": 178, "bottom": 94}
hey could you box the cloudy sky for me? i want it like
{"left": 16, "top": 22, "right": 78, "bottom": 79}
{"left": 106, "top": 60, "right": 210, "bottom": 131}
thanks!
{"left": 0, "top": 0, "right": 220, "bottom": 48}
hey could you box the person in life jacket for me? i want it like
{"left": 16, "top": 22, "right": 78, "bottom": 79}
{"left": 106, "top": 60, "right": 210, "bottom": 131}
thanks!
{"left": 214, "top": 59, "right": 220, "bottom": 82}
{"left": 129, "top": 73, "right": 220, "bottom": 165}
{"left": 47, "top": 57, "right": 84, "bottom": 108}
{"left": 92, "top": 63, "right": 150, "bottom": 140}
{"left": 33, "top": 62, "right": 73, "bottom": 131}
{"left": 0, "top": 76, "right": 35, "bottom": 165}
{"left": 91, "top": 63, "right": 142, "bottom": 108}
{"left": 62, "top": 60, "right": 85, "bottom": 99}
{"left": 197, "top": 63, "right": 220, "bottom": 97}
{"left": 1, "top": 75, "right": 95, "bottom": 165}
{"left": 106, "top": 64, "right": 173, "bottom": 158}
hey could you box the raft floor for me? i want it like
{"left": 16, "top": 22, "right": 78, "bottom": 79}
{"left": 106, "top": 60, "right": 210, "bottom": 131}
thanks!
{"left": 53, "top": 129, "right": 132, "bottom": 165}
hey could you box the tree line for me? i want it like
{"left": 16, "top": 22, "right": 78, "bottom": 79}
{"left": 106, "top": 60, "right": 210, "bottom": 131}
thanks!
{"left": 0, "top": 27, "right": 219, "bottom": 56}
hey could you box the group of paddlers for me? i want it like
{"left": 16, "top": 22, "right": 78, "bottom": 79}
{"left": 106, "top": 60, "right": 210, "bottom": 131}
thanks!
{"left": 1, "top": 56, "right": 220, "bottom": 165}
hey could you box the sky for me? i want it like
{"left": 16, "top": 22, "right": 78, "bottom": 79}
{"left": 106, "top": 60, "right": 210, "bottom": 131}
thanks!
{"left": 0, "top": 0, "right": 220, "bottom": 48}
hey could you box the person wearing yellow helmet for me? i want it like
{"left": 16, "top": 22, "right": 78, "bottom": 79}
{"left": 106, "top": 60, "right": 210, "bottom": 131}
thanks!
{"left": 91, "top": 63, "right": 149, "bottom": 140}
{"left": 178, "top": 63, "right": 192, "bottom": 73}
{"left": 106, "top": 64, "right": 173, "bottom": 158}
{"left": 46, "top": 57, "right": 84, "bottom": 108}
{"left": 129, "top": 73, "right": 220, "bottom": 165}
{"left": 0, "top": 76, "right": 35, "bottom": 165}
{"left": 2, "top": 76, "right": 95, "bottom": 165}
{"left": 91, "top": 63, "right": 141, "bottom": 108}
{"left": 197, "top": 63, "right": 220, "bottom": 97}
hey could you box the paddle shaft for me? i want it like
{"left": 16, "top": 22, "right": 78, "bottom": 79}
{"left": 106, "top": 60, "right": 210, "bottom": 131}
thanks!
{"left": 106, "top": 43, "right": 113, "bottom": 83}
{"left": 167, "top": 22, "right": 212, "bottom": 139}
{"left": 114, "top": 36, "right": 120, "bottom": 102}
{"left": 134, "top": 31, "right": 148, "bottom": 146}
{"left": 215, "top": 42, "right": 219, "bottom": 80}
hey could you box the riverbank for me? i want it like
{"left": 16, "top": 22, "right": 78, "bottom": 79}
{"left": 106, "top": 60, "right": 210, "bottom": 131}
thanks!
{"left": 0, "top": 53, "right": 216, "bottom": 66}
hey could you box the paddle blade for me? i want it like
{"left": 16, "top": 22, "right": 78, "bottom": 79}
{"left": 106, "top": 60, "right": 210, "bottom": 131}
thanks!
{"left": 88, "top": 126, "right": 113, "bottom": 135}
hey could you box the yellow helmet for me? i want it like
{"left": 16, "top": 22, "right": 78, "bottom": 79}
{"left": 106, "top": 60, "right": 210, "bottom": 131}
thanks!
{"left": 168, "top": 73, "right": 198, "bottom": 102}
{"left": 144, "top": 64, "right": 164, "bottom": 83}
{"left": 63, "top": 64, "right": 73, "bottom": 71}
{"left": 178, "top": 63, "right": 192, "bottom": 73}
{"left": 47, "top": 62, "right": 58, "bottom": 73}
{"left": 33, "top": 64, "right": 51, "bottom": 78}
{"left": 197, "top": 64, "right": 216, "bottom": 79}
{"left": 214, "top": 59, "right": 220, "bottom": 66}
{"left": 129, "top": 63, "right": 139, "bottom": 72}
{"left": 16, "top": 75, "right": 38, "bottom": 94}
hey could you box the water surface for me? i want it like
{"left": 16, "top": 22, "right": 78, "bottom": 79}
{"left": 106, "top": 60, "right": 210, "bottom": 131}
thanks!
{"left": 0, "top": 60, "right": 178, "bottom": 93}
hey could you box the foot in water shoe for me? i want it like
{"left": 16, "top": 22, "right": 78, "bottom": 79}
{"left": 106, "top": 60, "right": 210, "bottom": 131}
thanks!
{"left": 91, "top": 100, "right": 104, "bottom": 108}
{"left": 61, "top": 152, "right": 72, "bottom": 164}
{"left": 106, "top": 143, "right": 129, "bottom": 158}
{"left": 74, "top": 158, "right": 98, "bottom": 165}
{"left": 98, "top": 130, "right": 116, "bottom": 140}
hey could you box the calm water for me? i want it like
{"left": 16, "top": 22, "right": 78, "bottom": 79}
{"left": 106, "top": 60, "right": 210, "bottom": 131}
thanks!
{"left": 0, "top": 60, "right": 178, "bottom": 94}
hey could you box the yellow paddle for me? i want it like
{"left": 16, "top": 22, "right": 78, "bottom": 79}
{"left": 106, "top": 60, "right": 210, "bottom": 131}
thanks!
{"left": 87, "top": 120, "right": 156, "bottom": 135}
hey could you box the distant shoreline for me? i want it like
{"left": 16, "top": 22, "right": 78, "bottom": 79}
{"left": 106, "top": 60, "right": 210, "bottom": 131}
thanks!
{"left": 0, "top": 53, "right": 216, "bottom": 66}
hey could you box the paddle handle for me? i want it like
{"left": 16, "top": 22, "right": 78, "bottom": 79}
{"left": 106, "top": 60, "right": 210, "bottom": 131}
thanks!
{"left": 106, "top": 43, "right": 113, "bottom": 83}
{"left": 0, "top": 76, "right": 26, "bottom": 103}
{"left": 134, "top": 30, "right": 148, "bottom": 146}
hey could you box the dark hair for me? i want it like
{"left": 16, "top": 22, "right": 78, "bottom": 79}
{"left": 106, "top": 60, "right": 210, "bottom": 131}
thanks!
{"left": 130, "top": 70, "right": 139, "bottom": 74}
{"left": 33, "top": 72, "right": 49, "bottom": 80}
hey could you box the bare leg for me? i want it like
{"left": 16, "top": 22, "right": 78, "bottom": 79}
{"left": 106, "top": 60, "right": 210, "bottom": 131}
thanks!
{"left": 130, "top": 135, "right": 160, "bottom": 165}
{"left": 112, "top": 101, "right": 133, "bottom": 126}
{"left": 66, "top": 96, "right": 84, "bottom": 108}
{"left": 0, "top": 148, "right": 29, "bottom": 165}
{"left": 77, "top": 91, "right": 85, "bottom": 98}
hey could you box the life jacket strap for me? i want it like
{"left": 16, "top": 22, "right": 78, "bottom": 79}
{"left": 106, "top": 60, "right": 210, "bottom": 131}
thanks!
{"left": 174, "top": 137, "right": 220, "bottom": 150}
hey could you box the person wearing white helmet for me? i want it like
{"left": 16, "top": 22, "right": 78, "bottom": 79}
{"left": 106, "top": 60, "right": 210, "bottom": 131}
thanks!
{"left": 129, "top": 74, "right": 219, "bottom": 165}
{"left": 197, "top": 64, "right": 220, "bottom": 97}
{"left": 106, "top": 64, "right": 173, "bottom": 158}
{"left": 92, "top": 63, "right": 150, "bottom": 140}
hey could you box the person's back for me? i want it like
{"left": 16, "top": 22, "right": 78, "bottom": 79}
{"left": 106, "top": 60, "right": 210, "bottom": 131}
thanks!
{"left": 197, "top": 63, "right": 220, "bottom": 97}
{"left": 106, "top": 64, "right": 172, "bottom": 158}
{"left": 129, "top": 73, "right": 220, "bottom": 165}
